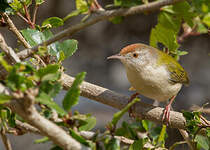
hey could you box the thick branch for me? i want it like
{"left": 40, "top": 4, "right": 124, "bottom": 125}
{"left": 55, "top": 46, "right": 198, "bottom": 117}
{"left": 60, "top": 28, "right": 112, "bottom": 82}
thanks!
{"left": 17, "top": 0, "right": 184, "bottom": 60}
{"left": 61, "top": 73, "right": 210, "bottom": 130}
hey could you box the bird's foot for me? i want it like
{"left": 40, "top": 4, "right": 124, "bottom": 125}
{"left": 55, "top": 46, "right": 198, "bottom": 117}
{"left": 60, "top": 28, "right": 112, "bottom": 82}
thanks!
{"left": 128, "top": 92, "right": 139, "bottom": 118}
{"left": 162, "top": 104, "right": 171, "bottom": 126}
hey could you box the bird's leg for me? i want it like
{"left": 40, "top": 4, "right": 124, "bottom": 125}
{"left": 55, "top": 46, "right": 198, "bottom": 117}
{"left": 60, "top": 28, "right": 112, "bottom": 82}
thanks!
{"left": 128, "top": 92, "right": 139, "bottom": 118}
{"left": 162, "top": 95, "right": 176, "bottom": 125}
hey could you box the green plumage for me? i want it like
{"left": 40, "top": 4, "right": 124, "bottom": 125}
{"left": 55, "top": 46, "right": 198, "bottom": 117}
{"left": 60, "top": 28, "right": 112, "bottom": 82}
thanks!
{"left": 156, "top": 49, "right": 189, "bottom": 85}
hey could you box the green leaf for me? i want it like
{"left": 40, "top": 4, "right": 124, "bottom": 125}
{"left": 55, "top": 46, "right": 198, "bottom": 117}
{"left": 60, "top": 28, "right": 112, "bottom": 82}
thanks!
{"left": 0, "top": 94, "right": 11, "bottom": 104}
{"left": 111, "top": 98, "right": 140, "bottom": 126}
{"left": 8, "top": 113, "right": 16, "bottom": 127}
{"left": 9, "top": 0, "right": 22, "bottom": 12}
{"left": 36, "top": 64, "right": 60, "bottom": 79}
{"left": 195, "top": 135, "right": 210, "bottom": 150}
{"left": 109, "top": 16, "right": 123, "bottom": 24}
{"left": 0, "top": 54, "right": 12, "bottom": 72}
{"left": 177, "top": 50, "right": 188, "bottom": 56}
{"left": 69, "top": 128, "right": 90, "bottom": 146}
{"left": 157, "top": 125, "right": 167, "bottom": 146}
{"left": 79, "top": 116, "right": 96, "bottom": 131}
{"left": 63, "top": 10, "right": 81, "bottom": 22}
{"left": 106, "top": 138, "right": 120, "bottom": 150}
{"left": 39, "top": 81, "right": 62, "bottom": 97}
{"left": 35, "top": 0, "right": 44, "bottom": 5}
{"left": 76, "top": 0, "right": 88, "bottom": 13}
{"left": 114, "top": 0, "right": 142, "bottom": 7}
{"left": 207, "top": 127, "right": 210, "bottom": 137}
{"left": 203, "top": 13, "right": 210, "bottom": 27}
{"left": 34, "top": 136, "right": 49, "bottom": 144}
{"left": 36, "top": 92, "right": 67, "bottom": 116}
{"left": 129, "top": 139, "right": 143, "bottom": 150}
{"left": 0, "top": 0, "right": 13, "bottom": 13}
{"left": 21, "top": 28, "right": 45, "bottom": 47}
{"left": 42, "top": 17, "right": 64, "bottom": 28}
{"left": 62, "top": 72, "right": 86, "bottom": 111}
{"left": 150, "top": 24, "right": 179, "bottom": 52}
{"left": 57, "top": 39, "right": 78, "bottom": 60}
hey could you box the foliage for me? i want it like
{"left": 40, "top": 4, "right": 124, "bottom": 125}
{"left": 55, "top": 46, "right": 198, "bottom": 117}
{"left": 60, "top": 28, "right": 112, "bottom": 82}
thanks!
{"left": 0, "top": 0, "right": 209, "bottom": 150}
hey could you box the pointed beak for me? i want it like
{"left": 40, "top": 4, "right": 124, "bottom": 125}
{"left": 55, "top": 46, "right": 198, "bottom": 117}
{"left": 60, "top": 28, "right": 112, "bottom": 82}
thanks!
{"left": 107, "top": 54, "right": 123, "bottom": 60}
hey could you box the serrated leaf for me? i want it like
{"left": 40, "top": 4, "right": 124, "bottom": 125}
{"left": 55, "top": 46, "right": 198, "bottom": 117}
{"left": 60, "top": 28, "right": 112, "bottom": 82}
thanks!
{"left": 111, "top": 98, "right": 139, "bottom": 127}
{"left": 69, "top": 128, "right": 90, "bottom": 146}
{"left": 195, "top": 135, "right": 210, "bottom": 150}
{"left": 57, "top": 39, "right": 78, "bottom": 60}
{"left": 42, "top": 17, "right": 64, "bottom": 28}
{"left": 79, "top": 116, "right": 96, "bottom": 131}
{"left": 36, "top": 92, "right": 66, "bottom": 116}
{"left": 0, "top": 94, "right": 11, "bottom": 104}
{"left": 34, "top": 136, "right": 49, "bottom": 144}
{"left": 62, "top": 72, "right": 86, "bottom": 111}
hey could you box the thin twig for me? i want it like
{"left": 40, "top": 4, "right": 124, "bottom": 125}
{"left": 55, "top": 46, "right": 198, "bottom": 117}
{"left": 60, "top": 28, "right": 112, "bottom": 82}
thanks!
{"left": 179, "top": 129, "right": 196, "bottom": 150}
{"left": 32, "top": 5, "right": 39, "bottom": 24}
{"left": 2, "top": 13, "right": 31, "bottom": 48}
{"left": 16, "top": 12, "right": 29, "bottom": 24}
{"left": 17, "top": 0, "right": 184, "bottom": 60}
{"left": 23, "top": 4, "right": 35, "bottom": 29}
{"left": 0, "top": 128, "right": 12, "bottom": 150}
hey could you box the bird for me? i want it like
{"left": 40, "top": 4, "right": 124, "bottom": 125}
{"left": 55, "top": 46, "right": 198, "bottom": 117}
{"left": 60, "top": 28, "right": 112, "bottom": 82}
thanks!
{"left": 107, "top": 43, "right": 189, "bottom": 124}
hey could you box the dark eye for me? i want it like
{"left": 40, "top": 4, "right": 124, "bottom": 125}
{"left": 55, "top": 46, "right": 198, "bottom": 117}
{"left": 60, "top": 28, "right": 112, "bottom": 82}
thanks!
{"left": 133, "top": 53, "right": 138, "bottom": 58}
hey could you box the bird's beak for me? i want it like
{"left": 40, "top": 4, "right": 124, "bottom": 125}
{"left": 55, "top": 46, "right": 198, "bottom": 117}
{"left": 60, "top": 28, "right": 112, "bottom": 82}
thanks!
{"left": 107, "top": 54, "right": 123, "bottom": 60}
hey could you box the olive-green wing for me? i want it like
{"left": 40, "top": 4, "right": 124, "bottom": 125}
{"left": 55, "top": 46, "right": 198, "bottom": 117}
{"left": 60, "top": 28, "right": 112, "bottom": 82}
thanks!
{"left": 157, "top": 50, "right": 189, "bottom": 85}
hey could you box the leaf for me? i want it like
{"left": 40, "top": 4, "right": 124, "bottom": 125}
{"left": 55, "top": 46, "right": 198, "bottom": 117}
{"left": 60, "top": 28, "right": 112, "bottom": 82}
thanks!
{"left": 0, "top": 54, "right": 12, "bottom": 72}
{"left": 36, "top": 64, "right": 60, "bottom": 79}
{"left": 57, "top": 39, "right": 78, "bottom": 60}
{"left": 150, "top": 24, "right": 179, "bottom": 52}
{"left": 0, "top": 94, "right": 11, "bottom": 104}
{"left": 106, "top": 138, "right": 120, "bottom": 150}
{"left": 109, "top": 16, "right": 123, "bottom": 24}
{"left": 34, "top": 136, "right": 49, "bottom": 144}
{"left": 69, "top": 128, "right": 90, "bottom": 146}
{"left": 39, "top": 81, "right": 62, "bottom": 97}
{"left": 36, "top": 92, "right": 67, "bottom": 116}
{"left": 63, "top": 10, "right": 81, "bottom": 22}
{"left": 35, "top": 0, "right": 44, "bottom": 5}
{"left": 114, "top": 0, "right": 142, "bottom": 7}
{"left": 79, "top": 116, "right": 96, "bottom": 131}
{"left": 111, "top": 98, "right": 140, "bottom": 126}
{"left": 21, "top": 28, "right": 45, "bottom": 46}
{"left": 129, "top": 139, "right": 143, "bottom": 150}
{"left": 62, "top": 72, "right": 86, "bottom": 111}
{"left": 9, "top": 0, "right": 22, "bottom": 12}
{"left": 76, "top": 0, "right": 88, "bottom": 13}
{"left": 195, "top": 135, "right": 210, "bottom": 150}
{"left": 157, "top": 125, "right": 167, "bottom": 146}
{"left": 203, "top": 13, "right": 210, "bottom": 27}
{"left": 177, "top": 50, "right": 188, "bottom": 56}
{"left": 42, "top": 17, "right": 64, "bottom": 28}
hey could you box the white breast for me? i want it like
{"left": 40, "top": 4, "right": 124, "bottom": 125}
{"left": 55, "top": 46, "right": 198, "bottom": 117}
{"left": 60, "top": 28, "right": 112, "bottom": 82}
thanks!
{"left": 125, "top": 64, "right": 182, "bottom": 102}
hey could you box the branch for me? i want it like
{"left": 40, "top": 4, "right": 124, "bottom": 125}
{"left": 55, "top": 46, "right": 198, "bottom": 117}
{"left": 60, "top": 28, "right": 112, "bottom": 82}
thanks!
{"left": 0, "top": 84, "right": 89, "bottom": 150}
{"left": 2, "top": 14, "right": 31, "bottom": 48}
{"left": 61, "top": 73, "right": 210, "bottom": 130}
{"left": 17, "top": 0, "right": 184, "bottom": 60}
{"left": 0, "top": 128, "right": 12, "bottom": 150}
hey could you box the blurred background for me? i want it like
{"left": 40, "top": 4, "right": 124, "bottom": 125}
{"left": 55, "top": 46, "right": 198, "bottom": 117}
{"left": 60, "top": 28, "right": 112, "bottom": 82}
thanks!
{"left": 0, "top": 0, "right": 210, "bottom": 149}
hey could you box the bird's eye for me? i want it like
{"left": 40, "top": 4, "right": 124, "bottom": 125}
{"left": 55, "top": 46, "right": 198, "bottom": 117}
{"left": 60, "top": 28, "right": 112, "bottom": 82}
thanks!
{"left": 133, "top": 53, "right": 138, "bottom": 58}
